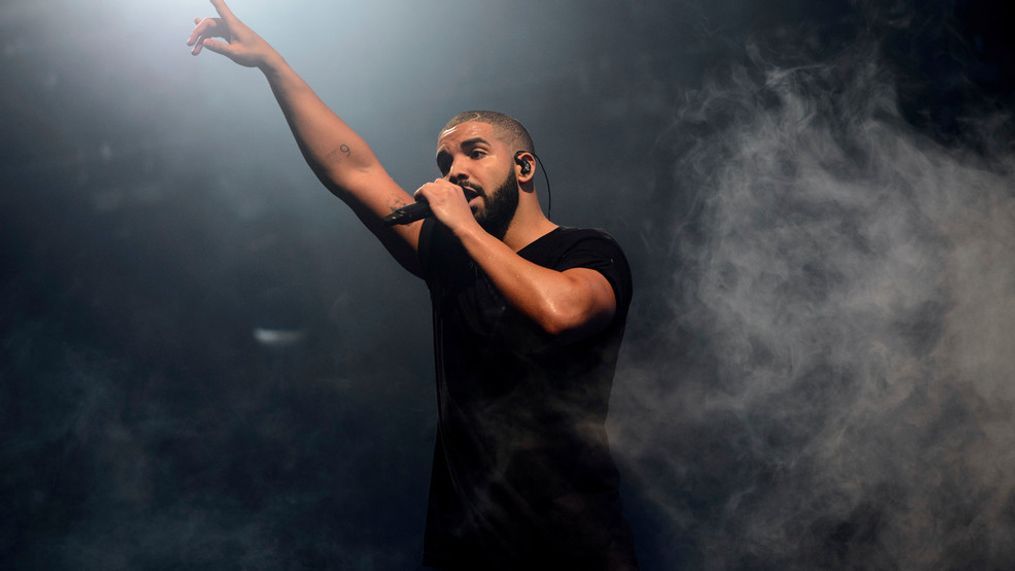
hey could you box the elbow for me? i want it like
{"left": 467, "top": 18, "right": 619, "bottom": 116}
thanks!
{"left": 538, "top": 315, "right": 570, "bottom": 337}
{"left": 532, "top": 272, "right": 618, "bottom": 338}
{"left": 537, "top": 304, "right": 592, "bottom": 337}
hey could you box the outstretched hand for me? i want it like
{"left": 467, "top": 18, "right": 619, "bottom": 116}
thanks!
{"left": 186, "top": 0, "right": 276, "bottom": 68}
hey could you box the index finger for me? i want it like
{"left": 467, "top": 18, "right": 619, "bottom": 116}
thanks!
{"left": 209, "top": 0, "right": 239, "bottom": 23}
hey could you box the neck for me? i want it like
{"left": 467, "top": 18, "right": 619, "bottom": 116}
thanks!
{"left": 501, "top": 199, "right": 557, "bottom": 252}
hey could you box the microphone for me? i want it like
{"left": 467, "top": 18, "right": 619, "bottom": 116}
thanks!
{"left": 383, "top": 200, "right": 431, "bottom": 226}
{"left": 383, "top": 185, "right": 478, "bottom": 226}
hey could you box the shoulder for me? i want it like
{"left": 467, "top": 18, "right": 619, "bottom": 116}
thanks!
{"left": 541, "top": 226, "right": 633, "bottom": 310}
{"left": 547, "top": 227, "right": 630, "bottom": 266}
{"left": 534, "top": 226, "right": 626, "bottom": 250}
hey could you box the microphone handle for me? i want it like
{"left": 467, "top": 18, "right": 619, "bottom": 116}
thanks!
{"left": 383, "top": 200, "right": 431, "bottom": 226}
{"left": 383, "top": 186, "right": 478, "bottom": 226}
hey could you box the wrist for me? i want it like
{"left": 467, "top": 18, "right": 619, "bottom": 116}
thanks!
{"left": 452, "top": 218, "right": 487, "bottom": 246}
{"left": 258, "top": 49, "right": 286, "bottom": 75}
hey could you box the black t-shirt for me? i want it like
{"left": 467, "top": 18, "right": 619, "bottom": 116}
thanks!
{"left": 417, "top": 218, "right": 637, "bottom": 570}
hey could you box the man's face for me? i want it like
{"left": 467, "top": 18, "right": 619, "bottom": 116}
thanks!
{"left": 435, "top": 121, "right": 519, "bottom": 238}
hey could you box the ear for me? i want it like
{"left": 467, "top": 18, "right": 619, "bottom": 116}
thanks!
{"left": 513, "top": 151, "right": 536, "bottom": 184}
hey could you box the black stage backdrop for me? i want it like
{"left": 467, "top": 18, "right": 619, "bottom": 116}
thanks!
{"left": 3, "top": 0, "right": 1014, "bottom": 569}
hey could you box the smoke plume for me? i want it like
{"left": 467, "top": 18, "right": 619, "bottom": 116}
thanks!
{"left": 611, "top": 28, "right": 1015, "bottom": 570}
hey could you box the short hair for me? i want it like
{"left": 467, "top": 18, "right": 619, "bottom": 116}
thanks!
{"left": 441, "top": 110, "right": 535, "bottom": 154}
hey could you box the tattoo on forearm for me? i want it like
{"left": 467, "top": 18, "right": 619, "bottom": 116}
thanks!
{"left": 389, "top": 198, "right": 408, "bottom": 213}
{"left": 324, "top": 143, "right": 352, "bottom": 165}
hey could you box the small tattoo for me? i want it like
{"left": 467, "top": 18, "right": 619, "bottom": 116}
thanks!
{"left": 389, "top": 198, "right": 407, "bottom": 213}
{"left": 325, "top": 143, "right": 353, "bottom": 164}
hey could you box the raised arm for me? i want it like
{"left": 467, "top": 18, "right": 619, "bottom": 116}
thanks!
{"left": 187, "top": 0, "right": 423, "bottom": 276}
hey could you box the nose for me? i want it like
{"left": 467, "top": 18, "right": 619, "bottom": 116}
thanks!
{"left": 447, "top": 161, "right": 469, "bottom": 185}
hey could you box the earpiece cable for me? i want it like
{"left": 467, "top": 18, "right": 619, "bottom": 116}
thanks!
{"left": 531, "top": 151, "right": 551, "bottom": 218}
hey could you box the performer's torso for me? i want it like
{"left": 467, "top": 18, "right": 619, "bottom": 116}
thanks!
{"left": 418, "top": 218, "right": 637, "bottom": 569}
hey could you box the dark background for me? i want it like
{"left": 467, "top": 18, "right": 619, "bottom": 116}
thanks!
{"left": 3, "top": 0, "right": 1015, "bottom": 569}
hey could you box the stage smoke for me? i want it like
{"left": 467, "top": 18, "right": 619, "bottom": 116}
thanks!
{"left": 612, "top": 34, "right": 1015, "bottom": 570}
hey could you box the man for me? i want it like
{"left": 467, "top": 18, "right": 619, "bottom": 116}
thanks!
{"left": 188, "top": 2, "right": 637, "bottom": 568}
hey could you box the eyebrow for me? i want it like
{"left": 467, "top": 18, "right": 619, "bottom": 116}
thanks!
{"left": 459, "top": 137, "right": 490, "bottom": 148}
{"left": 435, "top": 137, "right": 492, "bottom": 166}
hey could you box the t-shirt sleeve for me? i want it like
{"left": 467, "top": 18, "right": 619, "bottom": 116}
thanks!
{"left": 553, "top": 231, "right": 633, "bottom": 315}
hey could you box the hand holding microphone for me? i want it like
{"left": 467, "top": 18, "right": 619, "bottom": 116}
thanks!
{"left": 383, "top": 183, "right": 479, "bottom": 228}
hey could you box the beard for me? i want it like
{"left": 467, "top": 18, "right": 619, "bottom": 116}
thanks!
{"left": 468, "top": 168, "right": 519, "bottom": 240}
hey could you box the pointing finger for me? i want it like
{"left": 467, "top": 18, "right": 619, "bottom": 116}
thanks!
{"left": 210, "top": 0, "right": 240, "bottom": 24}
